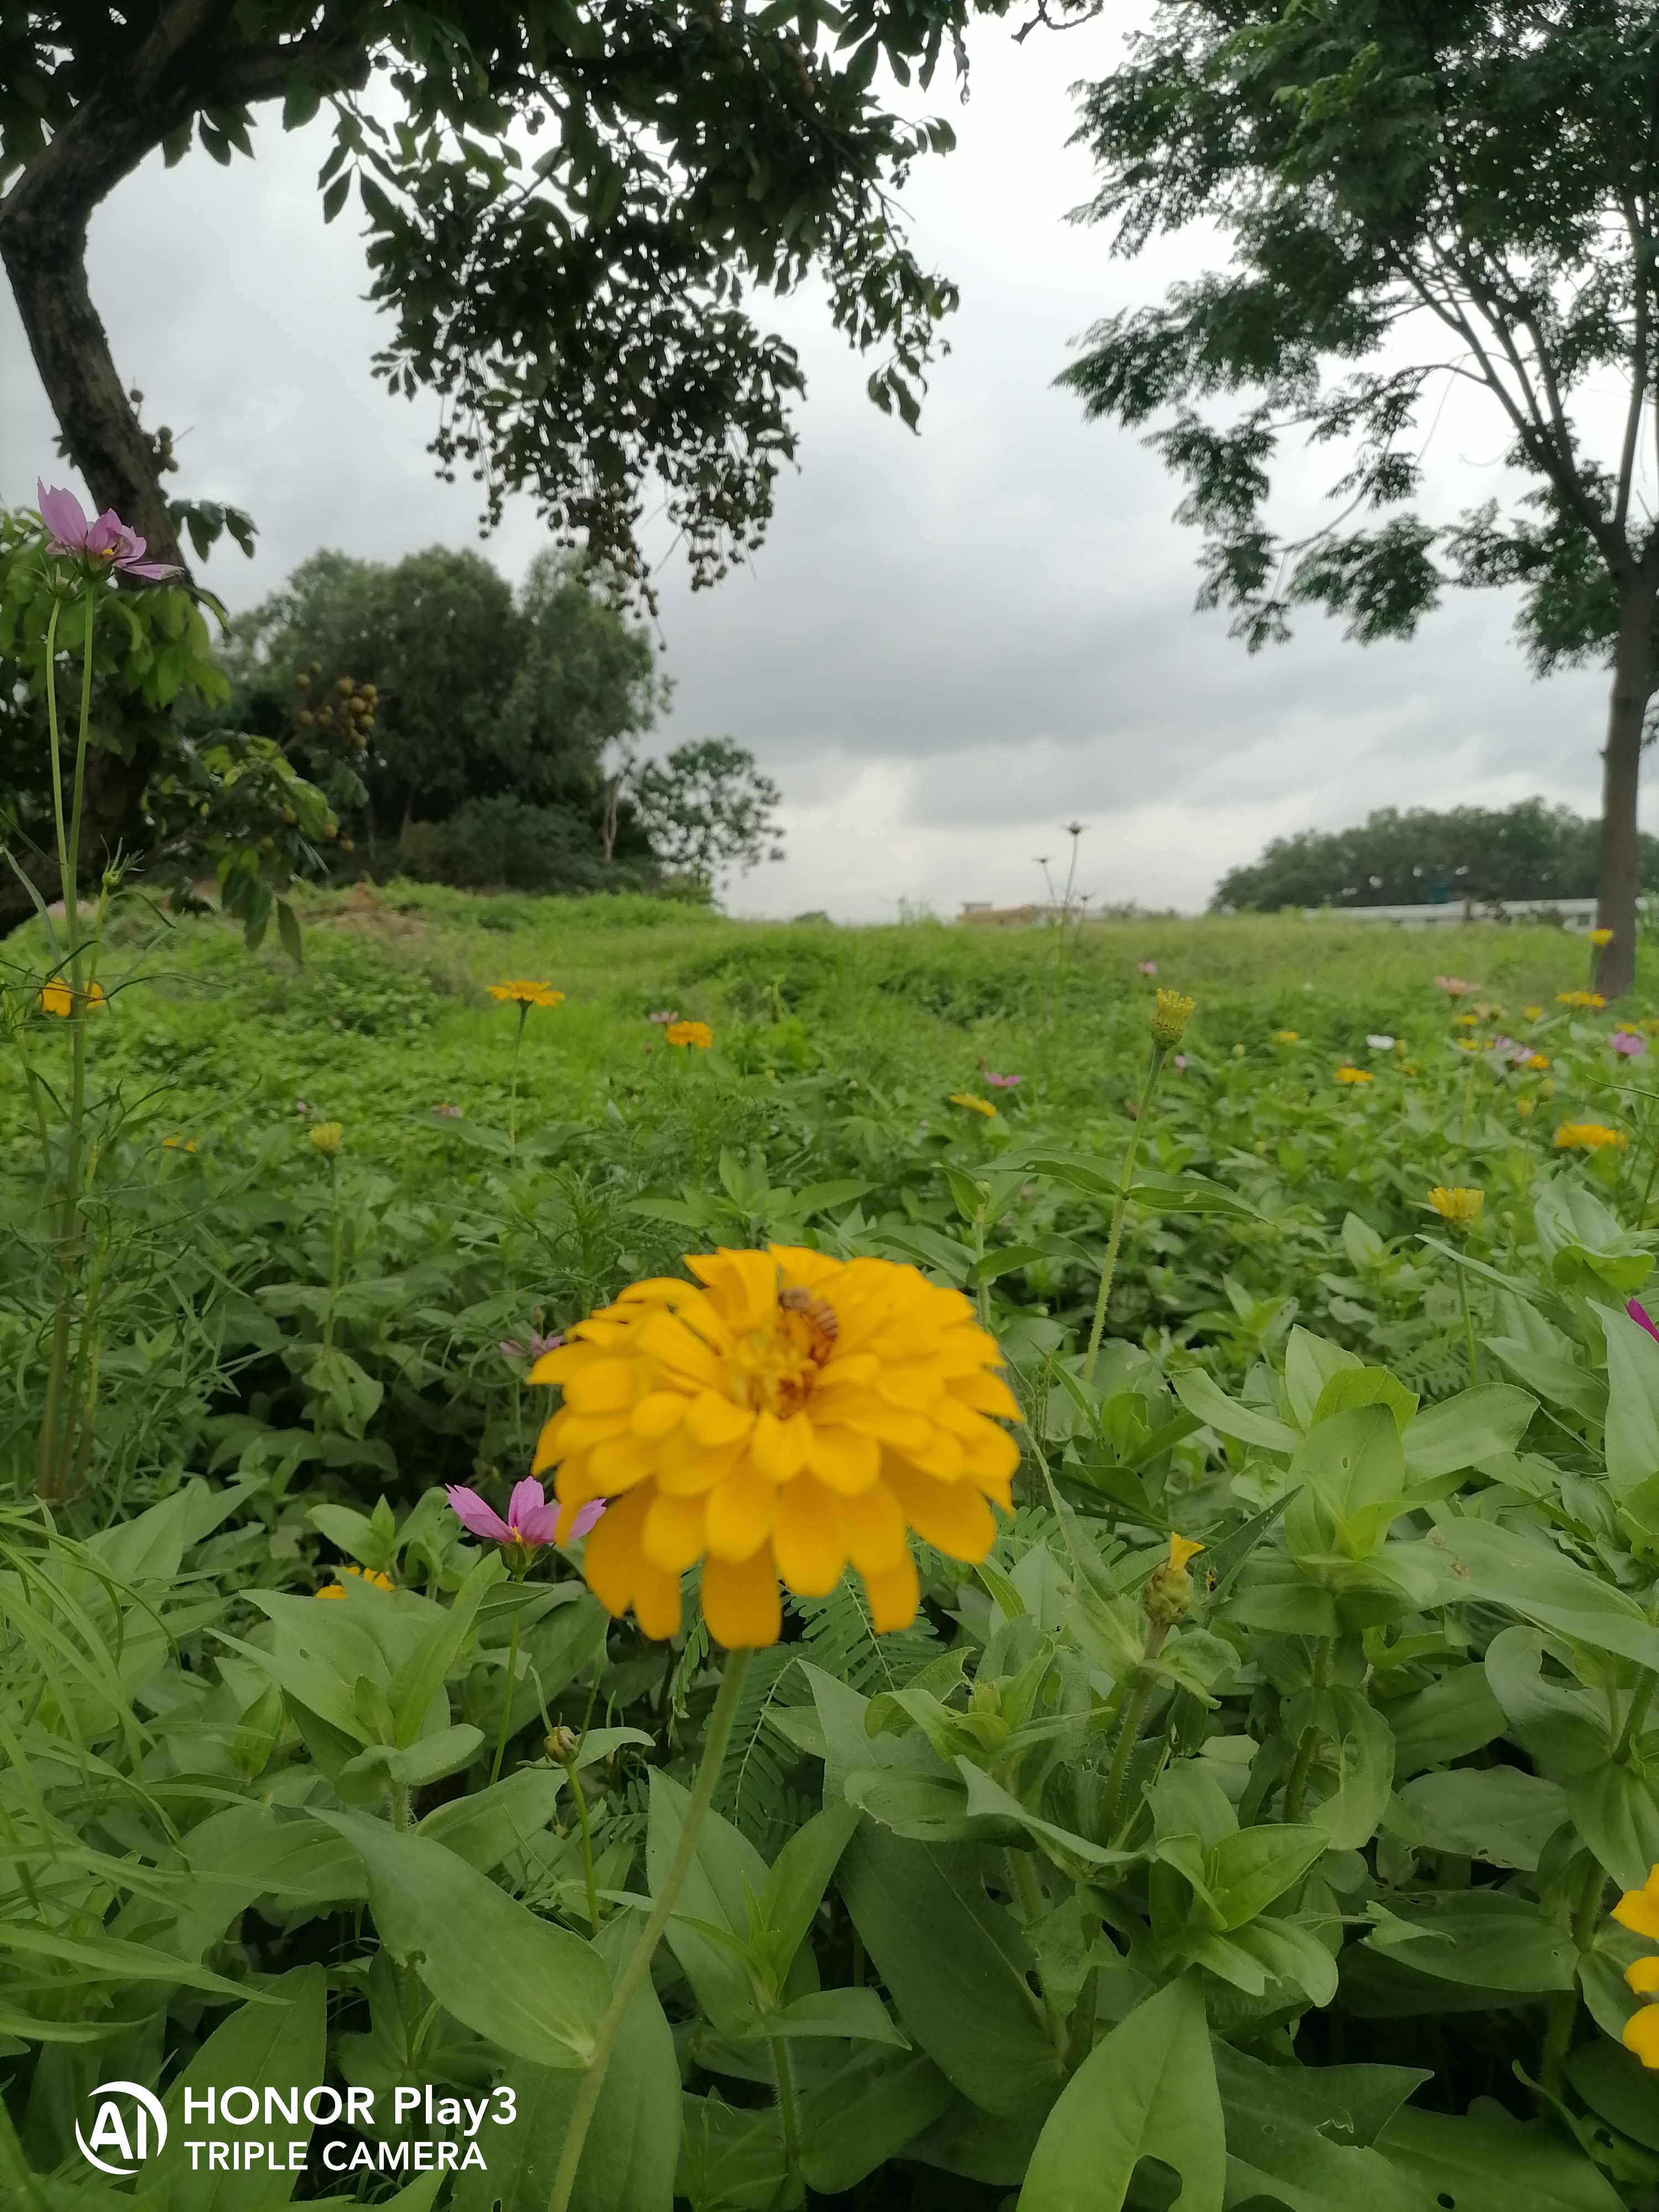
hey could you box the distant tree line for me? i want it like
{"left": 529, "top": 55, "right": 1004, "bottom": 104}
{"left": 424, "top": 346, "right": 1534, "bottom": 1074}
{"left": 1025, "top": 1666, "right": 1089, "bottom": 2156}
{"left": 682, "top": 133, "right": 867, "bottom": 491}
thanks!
{"left": 201, "top": 546, "right": 781, "bottom": 898}
{"left": 1212, "top": 799, "right": 1659, "bottom": 912}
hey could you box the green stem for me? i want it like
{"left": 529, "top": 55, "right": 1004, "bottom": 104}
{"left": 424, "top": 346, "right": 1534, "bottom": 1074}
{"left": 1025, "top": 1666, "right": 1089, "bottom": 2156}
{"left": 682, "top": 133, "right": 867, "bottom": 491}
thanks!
{"left": 1541, "top": 1855, "right": 1606, "bottom": 2098}
{"left": 323, "top": 1157, "right": 342, "bottom": 1353}
{"left": 1084, "top": 1042, "right": 1167, "bottom": 1383}
{"left": 1281, "top": 1725, "right": 1319, "bottom": 1825}
{"left": 1006, "top": 1848, "right": 1067, "bottom": 2057}
{"left": 770, "top": 2033, "right": 802, "bottom": 2171}
{"left": 547, "top": 1648, "right": 753, "bottom": 2212}
{"left": 1618, "top": 1670, "right": 1658, "bottom": 1762}
{"left": 562, "top": 1755, "right": 601, "bottom": 1937}
{"left": 1098, "top": 1622, "right": 1168, "bottom": 1846}
{"left": 1456, "top": 1265, "right": 1481, "bottom": 1387}
{"left": 509, "top": 1003, "right": 527, "bottom": 1165}
{"left": 492, "top": 1606, "right": 522, "bottom": 1786}
{"left": 973, "top": 1204, "right": 990, "bottom": 1333}
{"left": 64, "top": 588, "right": 97, "bottom": 972}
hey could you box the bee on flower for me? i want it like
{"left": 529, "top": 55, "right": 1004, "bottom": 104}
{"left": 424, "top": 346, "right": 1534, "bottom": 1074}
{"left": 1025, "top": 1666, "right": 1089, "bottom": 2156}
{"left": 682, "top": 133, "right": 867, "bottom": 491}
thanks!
{"left": 528, "top": 1248, "right": 1022, "bottom": 1648}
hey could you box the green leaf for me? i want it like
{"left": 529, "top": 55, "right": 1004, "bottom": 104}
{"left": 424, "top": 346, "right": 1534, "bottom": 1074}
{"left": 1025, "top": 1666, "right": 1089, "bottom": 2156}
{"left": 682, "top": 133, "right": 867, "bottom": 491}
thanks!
{"left": 1379, "top": 2102, "right": 1624, "bottom": 2212}
{"left": 1204, "top": 1822, "right": 1329, "bottom": 1929}
{"left": 1213, "top": 2044, "right": 1431, "bottom": 2212}
{"left": 148, "top": 1966, "right": 325, "bottom": 2212}
{"left": 417, "top": 1766, "right": 567, "bottom": 1870}
{"left": 1301, "top": 1686, "right": 1396, "bottom": 1849}
{"left": 1430, "top": 1522, "right": 1659, "bottom": 1673}
{"left": 319, "top": 1811, "right": 611, "bottom": 2067}
{"left": 1394, "top": 1767, "right": 1569, "bottom": 1871}
{"left": 1360, "top": 1892, "right": 1575, "bottom": 1995}
{"left": 1403, "top": 1384, "right": 1537, "bottom": 1480}
{"left": 1018, "top": 1976, "right": 1224, "bottom": 2212}
{"left": 1284, "top": 1405, "right": 1407, "bottom": 1564}
{"left": 1284, "top": 1328, "right": 1365, "bottom": 1428}
{"left": 1595, "top": 1299, "right": 1659, "bottom": 1504}
{"left": 1174, "top": 1368, "right": 1301, "bottom": 1453}
{"left": 450, "top": 1916, "right": 678, "bottom": 2212}
{"left": 389, "top": 1551, "right": 500, "bottom": 1745}
{"left": 1386, "top": 1664, "right": 1507, "bottom": 1778}
{"left": 837, "top": 1824, "right": 1062, "bottom": 2117}
{"left": 771, "top": 1986, "right": 908, "bottom": 2044}
{"left": 276, "top": 896, "right": 303, "bottom": 964}
{"left": 796, "top": 2049, "right": 954, "bottom": 2196}
{"left": 758, "top": 1799, "right": 859, "bottom": 1982}
{"left": 647, "top": 1770, "right": 772, "bottom": 2038}
{"left": 1484, "top": 1626, "right": 1612, "bottom": 1775}
{"left": 1568, "top": 1761, "right": 1659, "bottom": 1891}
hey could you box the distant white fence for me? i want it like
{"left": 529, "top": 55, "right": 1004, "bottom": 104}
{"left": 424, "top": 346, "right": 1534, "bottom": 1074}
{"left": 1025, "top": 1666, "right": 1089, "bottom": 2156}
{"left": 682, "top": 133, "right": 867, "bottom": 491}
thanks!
{"left": 1297, "top": 896, "right": 1651, "bottom": 931}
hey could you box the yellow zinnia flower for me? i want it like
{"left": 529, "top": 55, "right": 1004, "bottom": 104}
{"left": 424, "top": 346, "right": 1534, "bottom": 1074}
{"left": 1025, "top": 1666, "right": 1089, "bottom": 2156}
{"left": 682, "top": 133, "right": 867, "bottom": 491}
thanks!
{"left": 488, "top": 980, "right": 565, "bottom": 1009}
{"left": 1627, "top": 2008, "right": 1659, "bottom": 2069}
{"left": 1524, "top": 1053, "right": 1550, "bottom": 1071}
{"left": 1558, "top": 990, "right": 1608, "bottom": 1009}
{"left": 309, "top": 1121, "right": 343, "bottom": 1157}
{"left": 1614, "top": 1867, "right": 1659, "bottom": 1939}
{"left": 665, "top": 1020, "right": 713, "bottom": 1048}
{"left": 1453, "top": 1012, "right": 1479, "bottom": 1027}
{"left": 1523, "top": 1005, "right": 1542, "bottom": 1020}
{"left": 529, "top": 1247, "right": 1022, "bottom": 1649}
{"left": 1592, "top": 928, "right": 1615, "bottom": 947}
{"left": 1271, "top": 1029, "right": 1298, "bottom": 1044}
{"left": 1427, "top": 1186, "right": 1483, "bottom": 1228}
{"left": 1628, "top": 1957, "right": 1659, "bottom": 1995}
{"left": 1152, "top": 988, "right": 1194, "bottom": 1047}
{"left": 38, "top": 979, "right": 106, "bottom": 1018}
{"left": 1168, "top": 1533, "right": 1205, "bottom": 1571}
{"left": 1335, "top": 1066, "right": 1373, "bottom": 1084}
{"left": 1554, "top": 1123, "right": 1626, "bottom": 1150}
{"left": 315, "top": 1565, "right": 394, "bottom": 1599}
{"left": 950, "top": 1092, "right": 996, "bottom": 1118}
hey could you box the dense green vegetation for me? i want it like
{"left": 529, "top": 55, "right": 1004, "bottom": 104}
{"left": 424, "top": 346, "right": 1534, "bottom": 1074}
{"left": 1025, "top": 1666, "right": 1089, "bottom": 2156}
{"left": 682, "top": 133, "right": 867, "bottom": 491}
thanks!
{"left": 12, "top": 890, "right": 1659, "bottom": 2208}
{"left": 1214, "top": 800, "right": 1659, "bottom": 914}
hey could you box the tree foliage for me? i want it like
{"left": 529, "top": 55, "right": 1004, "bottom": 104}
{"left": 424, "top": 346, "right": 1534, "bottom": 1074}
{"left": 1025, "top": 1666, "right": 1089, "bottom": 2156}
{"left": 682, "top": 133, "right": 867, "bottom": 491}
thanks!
{"left": 216, "top": 545, "right": 662, "bottom": 863}
{"left": 632, "top": 737, "right": 784, "bottom": 886}
{"left": 0, "top": 0, "right": 1017, "bottom": 589}
{"left": 1062, "top": 0, "right": 1659, "bottom": 989}
{"left": 1213, "top": 799, "right": 1659, "bottom": 912}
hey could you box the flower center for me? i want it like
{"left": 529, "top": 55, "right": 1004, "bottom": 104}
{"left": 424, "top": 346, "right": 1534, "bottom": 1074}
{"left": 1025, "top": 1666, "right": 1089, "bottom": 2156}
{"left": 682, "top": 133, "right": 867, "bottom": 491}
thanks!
{"left": 728, "top": 1303, "right": 833, "bottom": 1418}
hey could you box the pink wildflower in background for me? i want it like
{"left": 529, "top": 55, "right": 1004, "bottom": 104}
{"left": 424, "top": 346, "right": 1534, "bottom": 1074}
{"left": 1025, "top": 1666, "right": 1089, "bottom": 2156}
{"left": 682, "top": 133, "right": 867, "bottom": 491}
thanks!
{"left": 1436, "top": 977, "right": 1476, "bottom": 997}
{"left": 37, "top": 481, "right": 181, "bottom": 581}
{"left": 502, "top": 1330, "right": 562, "bottom": 1360}
{"left": 1613, "top": 1031, "right": 1649, "bottom": 1057}
{"left": 1139, "top": 961, "right": 1158, "bottom": 977}
{"left": 980, "top": 1065, "right": 1022, "bottom": 1089}
{"left": 1630, "top": 1301, "right": 1659, "bottom": 1345}
{"left": 448, "top": 1475, "right": 602, "bottom": 1549}
{"left": 647, "top": 1009, "right": 680, "bottom": 1025}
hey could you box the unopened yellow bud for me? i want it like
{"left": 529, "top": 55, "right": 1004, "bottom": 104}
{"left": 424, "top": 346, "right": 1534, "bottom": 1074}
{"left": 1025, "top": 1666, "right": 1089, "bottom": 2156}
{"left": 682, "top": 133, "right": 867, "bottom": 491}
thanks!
{"left": 1152, "top": 988, "right": 1194, "bottom": 1048}
{"left": 309, "top": 1121, "right": 343, "bottom": 1157}
{"left": 546, "top": 1724, "right": 580, "bottom": 1764}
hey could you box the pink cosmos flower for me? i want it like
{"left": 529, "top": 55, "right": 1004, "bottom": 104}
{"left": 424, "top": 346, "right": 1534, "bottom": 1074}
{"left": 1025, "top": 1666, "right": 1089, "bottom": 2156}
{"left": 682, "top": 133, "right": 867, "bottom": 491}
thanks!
{"left": 980, "top": 1065, "right": 1022, "bottom": 1089}
{"left": 1630, "top": 1301, "right": 1659, "bottom": 1345}
{"left": 36, "top": 480, "right": 181, "bottom": 581}
{"left": 1139, "top": 961, "right": 1158, "bottom": 977}
{"left": 1173, "top": 1053, "right": 1187, "bottom": 1071}
{"left": 501, "top": 1330, "right": 562, "bottom": 1360}
{"left": 448, "top": 1475, "right": 602, "bottom": 1548}
{"left": 1613, "top": 1030, "right": 1649, "bottom": 1057}
{"left": 1436, "top": 976, "right": 1475, "bottom": 998}
{"left": 647, "top": 1009, "right": 680, "bottom": 1025}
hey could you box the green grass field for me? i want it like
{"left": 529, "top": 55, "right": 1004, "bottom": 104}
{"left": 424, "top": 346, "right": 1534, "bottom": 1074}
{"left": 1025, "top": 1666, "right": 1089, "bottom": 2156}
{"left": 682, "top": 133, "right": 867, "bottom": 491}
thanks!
{"left": 9, "top": 879, "right": 1636, "bottom": 1161}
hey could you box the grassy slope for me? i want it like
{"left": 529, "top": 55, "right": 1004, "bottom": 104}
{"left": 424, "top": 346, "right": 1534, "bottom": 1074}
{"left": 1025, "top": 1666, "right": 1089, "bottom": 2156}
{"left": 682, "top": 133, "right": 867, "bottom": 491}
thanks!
{"left": 4, "top": 878, "right": 1644, "bottom": 1160}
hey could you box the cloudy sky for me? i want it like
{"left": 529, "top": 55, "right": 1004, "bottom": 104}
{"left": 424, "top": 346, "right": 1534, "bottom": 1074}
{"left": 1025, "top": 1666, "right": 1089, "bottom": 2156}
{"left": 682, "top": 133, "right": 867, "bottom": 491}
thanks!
{"left": 0, "top": 12, "right": 1621, "bottom": 919}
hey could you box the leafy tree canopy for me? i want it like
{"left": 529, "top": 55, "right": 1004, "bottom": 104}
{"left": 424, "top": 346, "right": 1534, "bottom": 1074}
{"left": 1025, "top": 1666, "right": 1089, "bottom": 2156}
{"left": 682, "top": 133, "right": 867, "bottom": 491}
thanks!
{"left": 632, "top": 737, "right": 784, "bottom": 885}
{"left": 215, "top": 545, "right": 661, "bottom": 841}
{"left": 1213, "top": 798, "right": 1659, "bottom": 913}
{"left": 1062, "top": 0, "right": 1659, "bottom": 992}
{"left": 0, "top": 0, "right": 1044, "bottom": 591}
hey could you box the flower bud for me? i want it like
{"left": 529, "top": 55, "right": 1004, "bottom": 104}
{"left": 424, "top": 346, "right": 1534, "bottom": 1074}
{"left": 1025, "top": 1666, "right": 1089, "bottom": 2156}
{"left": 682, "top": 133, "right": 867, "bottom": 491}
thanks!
{"left": 1152, "top": 988, "right": 1194, "bottom": 1048}
{"left": 1142, "top": 1533, "right": 1204, "bottom": 1627}
{"left": 309, "top": 1120, "right": 343, "bottom": 1157}
{"left": 546, "top": 1724, "right": 581, "bottom": 1764}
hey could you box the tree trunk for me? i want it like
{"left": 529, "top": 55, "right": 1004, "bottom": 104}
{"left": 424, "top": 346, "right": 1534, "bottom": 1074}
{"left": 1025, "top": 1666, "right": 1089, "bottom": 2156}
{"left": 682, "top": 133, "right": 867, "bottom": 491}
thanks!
{"left": 1595, "top": 580, "right": 1656, "bottom": 999}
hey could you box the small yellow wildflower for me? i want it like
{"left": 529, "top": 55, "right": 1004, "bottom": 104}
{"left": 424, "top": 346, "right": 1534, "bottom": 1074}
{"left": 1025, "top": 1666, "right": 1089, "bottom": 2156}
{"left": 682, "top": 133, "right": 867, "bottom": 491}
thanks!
{"left": 1152, "top": 989, "right": 1195, "bottom": 1047}
{"left": 487, "top": 980, "right": 565, "bottom": 1009}
{"left": 1271, "top": 1029, "right": 1298, "bottom": 1044}
{"left": 1616, "top": 1867, "right": 1659, "bottom": 2068}
{"left": 1427, "top": 1186, "right": 1483, "bottom": 1229}
{"left": 161, "top": 1136, "right": 197, "bottom": 1153}
{"left": 1592, "top": 928, "right": 1615, "bottom": 947}
{"left": 1523, "top": 1005, "right": 1542, "bottom": 1020}
{"left": 1143, "top": 1532, "right": 1206, "bottom": 1626}
{"left": 666, "top": 1020, "right": 713, "bottom": 1048}
{"left": 1554, "top": 1122, "right": 1626, "bottom": 1150}
{"left": 309, "top": 1121, "right": 344, "bottom": 1157}
{"left": 950, "top": 1092, "right": 997, "bottom": 1118}
{"left": 1524, "top": 1053, "right": 1550, "bottom": 1071}
{"left": 1453, "top": 1012, "right": 1479, "bottom": 1027}
{"left": 1335, "top": 1066, "right": 1373, "bottom": 1084}
{"left": 1558, "top": 990, "right": 1608, "bottom": 1009}
{"left": 315, "top": 1565, "right": 394, "bottom": 1599}
{"left": 38, "top": 979, "right": 106, "bottom": 1018}
{"left": 531, "top": 1248, "right": 1021, "bottom": 1648}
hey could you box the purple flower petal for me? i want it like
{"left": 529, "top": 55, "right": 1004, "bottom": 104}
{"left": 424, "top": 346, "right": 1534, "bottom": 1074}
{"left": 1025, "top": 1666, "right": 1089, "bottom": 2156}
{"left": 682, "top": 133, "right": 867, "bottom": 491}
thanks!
{"left": 562, "top": 1498, "right": 606, "bottom": 1542}
{"left": 514, "top": 1500, "right": 561, "bottom": 1545}
{"left": 38, "top": 480, "right": 88, "bottom": 551}
{"left": 447, "top": 1485, "right": 513, "bottom": 1543}
{"left": 507, "top": 1476, "right": 549, "bottom": 1538}
{"left": 119, "top": 554, "right": 184, "bottom": 581}
{"left": 1630, "top": 1301, "right": 1659, "bottom": 1345}
{"left": 500, "top": 1339, "right": 525, "bottom": 1359}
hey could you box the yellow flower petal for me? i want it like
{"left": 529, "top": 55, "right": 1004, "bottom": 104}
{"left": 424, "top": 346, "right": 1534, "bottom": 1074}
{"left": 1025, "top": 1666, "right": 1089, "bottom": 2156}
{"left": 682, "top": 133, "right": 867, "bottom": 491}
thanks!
{"left": 1626, "top": 2005, "right": 1659, "bottom": 2070}
{"left": 884, "top": 1463, "right": 995, "bottom": 1561}
{"left": 1614, "top": 1890, "right": 1659, "bottom": 1940}
{"left": 860, "top": 1550, "right": 921, "bottom": 1632}
{"left": 773, "top": 1477, "right": 847, "bottom": 1597}
{"left": 643, "top": 1490, "right": 707, "bottom": 1573}
{"left": 706, "top": 1467, "right": 776, "bottom": 1562}
{"left": 1168, "top": 1534, "right": 1205, "bottom": 1572}
{"left": 1626, "top": 1958, "right": 1659, "bottom": 1996}
{"left": 702, "top": 1551, "right": 780, "bottom": 1648}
